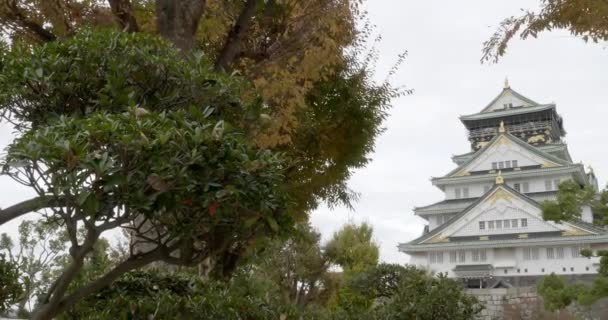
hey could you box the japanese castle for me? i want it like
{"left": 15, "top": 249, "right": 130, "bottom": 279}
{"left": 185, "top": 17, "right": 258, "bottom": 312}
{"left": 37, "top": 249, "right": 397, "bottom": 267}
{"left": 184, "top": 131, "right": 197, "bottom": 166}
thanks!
{"left": 399, "top": 81, "right": 607, "bottom": 288}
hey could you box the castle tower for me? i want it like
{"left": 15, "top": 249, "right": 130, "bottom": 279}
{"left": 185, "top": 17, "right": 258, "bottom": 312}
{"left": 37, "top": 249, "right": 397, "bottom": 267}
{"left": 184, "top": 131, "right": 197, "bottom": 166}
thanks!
{"left": 399, "top": 84, "right": 605, "bottom": 288}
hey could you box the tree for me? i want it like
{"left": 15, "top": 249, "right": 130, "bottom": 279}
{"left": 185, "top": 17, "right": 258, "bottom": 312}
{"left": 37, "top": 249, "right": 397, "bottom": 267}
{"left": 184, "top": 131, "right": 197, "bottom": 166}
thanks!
{"left": 325, "top": 222, "right": 379, "bottom": 273}
{"left": 0, "top": 0, "right": 403, "bottom": 215}
{"left": 0, "top": 253, "right": 22, "bottom": 314}
{"left": 537, "top": 181, "right": 608, "bottom": 309}
{"left": 253, "top": 223, "right": 335, "bottom": 309}
{"left": 482, "top": 0, "right": 608, "bottom": 63}
{"left": 0, "top": 220, "right": 68, "bottom": 316}
{"left": 344, "top": 264, "right": 483, "bottom": 320}
{"left": 0, "top": 1, "right": 405, "bottom": 317}
{"left": 0, "top": 30, "right": 291, "bottom": 319}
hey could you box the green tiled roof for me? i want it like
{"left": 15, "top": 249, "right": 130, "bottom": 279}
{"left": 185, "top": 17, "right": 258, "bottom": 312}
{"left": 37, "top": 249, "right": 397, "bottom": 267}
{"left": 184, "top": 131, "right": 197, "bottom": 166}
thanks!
{"left": 460, "top": 104, "right": 555, "bottom": 121}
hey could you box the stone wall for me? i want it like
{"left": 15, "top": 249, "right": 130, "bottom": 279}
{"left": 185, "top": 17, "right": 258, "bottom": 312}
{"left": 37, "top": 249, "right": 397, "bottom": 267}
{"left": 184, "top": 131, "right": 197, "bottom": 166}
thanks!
{"left": 466, "top": 287, "right": 608, "bottom": 320}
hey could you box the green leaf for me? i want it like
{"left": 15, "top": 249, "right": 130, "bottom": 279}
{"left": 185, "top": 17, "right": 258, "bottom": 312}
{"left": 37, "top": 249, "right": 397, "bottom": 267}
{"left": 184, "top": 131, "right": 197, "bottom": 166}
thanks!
{"left": 266, "top": 216, "right": 279, "bottom": 232}
{"left": 243, "top": 216, "right": 260, "bottom": 229}
{"left": 82, "top": 194, "right": 100, "bottom": 215}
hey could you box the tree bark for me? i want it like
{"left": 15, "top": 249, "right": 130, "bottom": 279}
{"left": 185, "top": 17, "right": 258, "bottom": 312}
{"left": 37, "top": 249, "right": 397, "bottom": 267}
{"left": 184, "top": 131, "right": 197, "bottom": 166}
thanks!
{"left": 0, "top": 196, "right": 61, "bottom": 226}
{"left": 31, "top": 232, "right": 98, "bottom": 320}
{"left": 108, "top": 0, "right": 140, "bottom": 32}
{"left": 155, "top": 0, "right": 207, "bottom": 52}
{"left": 214, "top": 0, "right": 258, "bottom": 72}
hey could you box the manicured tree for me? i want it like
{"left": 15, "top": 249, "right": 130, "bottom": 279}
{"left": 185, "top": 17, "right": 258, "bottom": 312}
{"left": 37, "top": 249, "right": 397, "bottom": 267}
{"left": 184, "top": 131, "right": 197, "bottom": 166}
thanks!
{"left": 0, "top": 30, "right": 291, "bottom": 319}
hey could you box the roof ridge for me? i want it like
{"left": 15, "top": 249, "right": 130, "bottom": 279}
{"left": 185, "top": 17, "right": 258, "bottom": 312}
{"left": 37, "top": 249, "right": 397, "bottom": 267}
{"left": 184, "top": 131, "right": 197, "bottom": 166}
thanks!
{"left": 479, "top": 87, "right": 541, "bottom": 113}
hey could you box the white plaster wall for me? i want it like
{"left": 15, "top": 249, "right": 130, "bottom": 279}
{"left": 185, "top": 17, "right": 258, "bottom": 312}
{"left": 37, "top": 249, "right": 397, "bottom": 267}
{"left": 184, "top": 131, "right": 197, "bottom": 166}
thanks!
{"left": 414, "top": 246, "right": 601, "bottom": 278}
{"left": 443, "top": 174, "right": 572, "bottom": 200}
{"left": 451, "top": 203, "right": 559, "bottom": 237}
{"left": 581, "top": 206, "right": 594, "bottom": 224}
{"left": 467, "top": 143, "right": 549, "bottom": 173}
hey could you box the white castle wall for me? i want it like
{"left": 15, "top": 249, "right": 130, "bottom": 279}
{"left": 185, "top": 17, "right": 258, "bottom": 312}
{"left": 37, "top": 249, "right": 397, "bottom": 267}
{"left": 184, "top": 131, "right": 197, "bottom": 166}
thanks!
{"left": 411, "top": 244, "right": 606, "bottom": 278}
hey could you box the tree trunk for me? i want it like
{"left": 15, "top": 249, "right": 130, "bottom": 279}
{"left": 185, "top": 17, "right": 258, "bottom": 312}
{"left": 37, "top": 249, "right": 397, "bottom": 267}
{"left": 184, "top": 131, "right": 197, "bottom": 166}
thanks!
{"left": 214, "top": 0, "right": 258, "bottom": 72}
{"left": 155, "top": 0, "right": 207, "bottom": 52}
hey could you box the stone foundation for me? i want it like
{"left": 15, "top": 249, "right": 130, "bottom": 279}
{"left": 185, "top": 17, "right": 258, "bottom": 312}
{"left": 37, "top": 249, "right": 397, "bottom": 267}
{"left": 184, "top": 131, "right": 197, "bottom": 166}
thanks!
{"left": 467, "top": 286, "right": 608, "bottom": 320}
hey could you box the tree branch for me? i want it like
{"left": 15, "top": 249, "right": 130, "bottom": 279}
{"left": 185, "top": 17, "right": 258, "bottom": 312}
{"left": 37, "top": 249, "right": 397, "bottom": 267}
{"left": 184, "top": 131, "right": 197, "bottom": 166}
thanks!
{"left": 214, "top": 0, "right": 259, "bottom": 72}
{"left": 49, "top": 249, "right": 164, "bottom": 317}
{"left": 108, "top": 0, "right": 140, "bottom": 32}
{"left": 2, "top": 0, "right": 57, "bottom": 42}
{"left": 0, "top": 196, "right": 62, "bottom": 226}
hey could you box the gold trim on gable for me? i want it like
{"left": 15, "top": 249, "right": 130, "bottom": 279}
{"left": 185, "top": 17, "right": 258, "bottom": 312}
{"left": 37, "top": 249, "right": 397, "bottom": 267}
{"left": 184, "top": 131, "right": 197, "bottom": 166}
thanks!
{"left": 562, "top": 228, "right": 592, "bottom": 236}
{"left": 495, "top": 135, "right": 512, "bottom": 147}
{"left": 426, "top": 235, "right": 450, "bottom": 244}
{"left": 488, "top": 188, "right": 513, "bottom": 204}
{"left": 541, "top": 161, "right": 559, "bottom": 168}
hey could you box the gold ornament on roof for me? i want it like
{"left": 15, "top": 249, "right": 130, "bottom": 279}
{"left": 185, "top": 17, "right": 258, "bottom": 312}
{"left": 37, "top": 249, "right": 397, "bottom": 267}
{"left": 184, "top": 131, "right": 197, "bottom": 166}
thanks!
{"left": 504, "top": 77, "right": 510, "bottom": 89}
{"left": 498, "top": 120, "right": 506, "bottom": 133}
{"left": 495, "top": 170, "right": 504, "bottom": 185}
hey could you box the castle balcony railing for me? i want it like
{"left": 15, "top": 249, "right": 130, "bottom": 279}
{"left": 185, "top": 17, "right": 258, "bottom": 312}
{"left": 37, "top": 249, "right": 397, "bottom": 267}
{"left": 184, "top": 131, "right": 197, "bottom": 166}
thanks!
{"left": 468, "top": 121, "right": 551, "bottom": 139}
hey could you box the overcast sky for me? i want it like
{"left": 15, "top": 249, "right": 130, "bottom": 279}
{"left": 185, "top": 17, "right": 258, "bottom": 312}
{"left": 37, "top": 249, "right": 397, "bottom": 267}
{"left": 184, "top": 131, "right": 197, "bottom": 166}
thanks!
{"left": 310, "top": 0, "right": 608, "bottom": 264}
{"left": 1, "top": 1, "right": 607, "bottom": 266}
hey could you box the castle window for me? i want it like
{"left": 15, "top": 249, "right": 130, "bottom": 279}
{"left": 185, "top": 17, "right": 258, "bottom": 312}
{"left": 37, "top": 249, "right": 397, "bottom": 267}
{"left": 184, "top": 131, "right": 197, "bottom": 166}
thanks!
{"left": 542, "top": 268, "right": 545, "bottom": 272}
{"left": 429, "top": 252, "right": 443, "bottom": 264}
{"left": 504, "top": 269, "right": 508, "bottom": 274}
{"left": 586, "top": 267, "right": 589, "bottom": 271}
{"left": 525, "top": 269, "right": 528, "bottom": 273}
{"left": 521, "top": 218, "right": 528, "bottom": 227}
{"left": 562, "top": 267, "right": 566, "bottom": 272}
{"left": 545, "top": 180, "right": 552, "bottom": 191}
{"left": 531, "top": 248, "right": 539, "bottom": 260}
{"left": 479, "top": 221, "right": 485, "bottom": 230}
{"left": 455, "top": 188, "right": 461, "bottom": 199}
{"left": 556, "top": 247, "right": 564, "bottom": 259}
{"left": 458, "top": 250, "right": 466, "bottom": 262}
{"left": 504, "top": 219, "right": 510, "bottom": 228}
{"left": 547, "top": 248, "right": 555, "bottom": 259}
{"left": 496, "top": 220, "right": 502, "bottom": 229}
{"left": 523, "top": 248, "right": 531, "bottom": 260}
{"left": 511, "top": 219, "right": 518, "bottom": 228}
{"left": 498, "top": 161, "right": 504, "bottom": 169}
{"left": 471, "top": 249, "right": 486, "bottom": 262}
{"left": 488, "top": 221, "right": 495, "bottom": 230}
{"left": 463, "top": 187, "right": 469, "bottom": 198}
{"left": 512, "top": 160, "right": 518, "bottom": 167}
{"left": 514, "top": 183, "right": 521, "bottom": 192}
{"left": 523, "top": 182, "right": 529, "bottom": 193}
{"left": 571, "top": 246, "right": 583, "bottom": 258}
{"left": 570, "top": 267, "right": 574, "bottom": 272}
{"left": 449, "top": 251, "right": 457, "bottom": 263}
{"left": 505, "top": 160, "right": 511, "bottom": 168}
{"left": 492, "top": 162, "right": 498, "bottom": 170}
{"left": 472, "top": 250, "right": 480, "bottom": 262}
